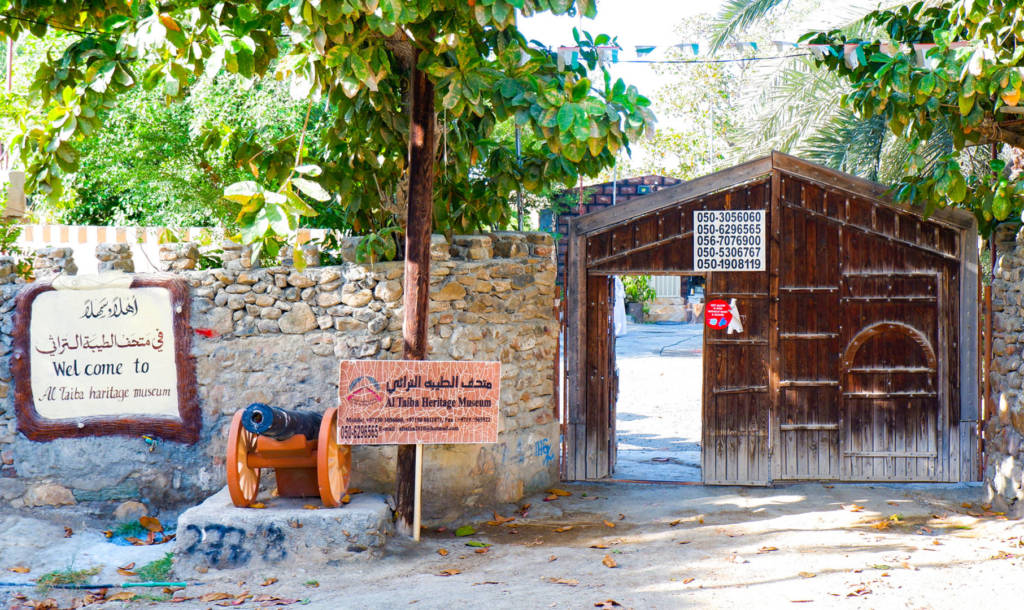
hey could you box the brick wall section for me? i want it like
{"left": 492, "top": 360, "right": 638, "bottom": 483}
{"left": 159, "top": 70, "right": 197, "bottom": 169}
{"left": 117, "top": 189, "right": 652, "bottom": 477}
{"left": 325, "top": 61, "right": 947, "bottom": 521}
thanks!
{"left": 554, "top": 175, "right": 682, "bottom": 287}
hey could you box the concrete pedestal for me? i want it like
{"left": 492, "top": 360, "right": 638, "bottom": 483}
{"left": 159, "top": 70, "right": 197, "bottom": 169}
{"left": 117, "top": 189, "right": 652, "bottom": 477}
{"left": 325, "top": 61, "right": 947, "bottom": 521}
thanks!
{"left": 172, "top": 487, "right": 392, "bottom": 576}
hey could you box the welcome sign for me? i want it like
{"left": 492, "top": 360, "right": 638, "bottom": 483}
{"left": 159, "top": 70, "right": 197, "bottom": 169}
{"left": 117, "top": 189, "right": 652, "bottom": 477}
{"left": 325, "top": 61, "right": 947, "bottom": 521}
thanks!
{"left": 13, "top": 275, "right": 199, "bottom": 443}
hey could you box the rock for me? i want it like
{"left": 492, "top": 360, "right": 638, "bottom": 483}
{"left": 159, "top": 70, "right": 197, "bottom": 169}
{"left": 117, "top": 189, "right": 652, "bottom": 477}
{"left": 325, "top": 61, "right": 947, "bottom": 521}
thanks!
{"left": 341, "top": 285, "right": 373, "bottom": 308}
{"left": 23, "top": 483, "right": 76, "bottom": 507}
{"left": 433, "top": 281, "right": 467, "bottom": 301}
{"left": 374, "top": 280, "right": 402, "bottom": 302}
{"left": 278, "top": 302, "right": 316, "bottom": 334}
{"left": 113, "top": 500, "right": 149, "bottom": 522}
{"left": 287, "top": 272, "right": 315, "bottom": 288}
{"left": 317, "top": 292, "right": 342, "bottom": 308}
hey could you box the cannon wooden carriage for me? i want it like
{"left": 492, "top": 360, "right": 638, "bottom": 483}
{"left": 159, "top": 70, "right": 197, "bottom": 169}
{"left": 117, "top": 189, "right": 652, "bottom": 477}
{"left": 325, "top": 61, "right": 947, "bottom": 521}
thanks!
{"left": 226, "top": 403, "right": 350, "bottom": 508}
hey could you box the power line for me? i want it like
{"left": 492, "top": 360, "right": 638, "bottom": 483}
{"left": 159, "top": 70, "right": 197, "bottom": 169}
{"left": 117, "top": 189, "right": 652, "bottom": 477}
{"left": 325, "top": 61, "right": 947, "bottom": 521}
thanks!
{"left": 0, "top": 12, "right": 110, "bottom": 39}
{"left": 619, "top": 52, "right": 810, "bottom": 64}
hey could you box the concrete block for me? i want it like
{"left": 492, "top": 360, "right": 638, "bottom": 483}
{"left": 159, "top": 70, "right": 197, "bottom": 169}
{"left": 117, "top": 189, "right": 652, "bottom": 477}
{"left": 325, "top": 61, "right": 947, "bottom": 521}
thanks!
{"left": 173, "top": 487, "right": 392, "bottom": 576}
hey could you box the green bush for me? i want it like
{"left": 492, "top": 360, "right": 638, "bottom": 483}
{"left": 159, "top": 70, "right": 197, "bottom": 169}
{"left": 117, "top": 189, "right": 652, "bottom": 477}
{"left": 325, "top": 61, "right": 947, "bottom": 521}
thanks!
{"left": 622, "top": 275, "right": 656, "bottom": 304}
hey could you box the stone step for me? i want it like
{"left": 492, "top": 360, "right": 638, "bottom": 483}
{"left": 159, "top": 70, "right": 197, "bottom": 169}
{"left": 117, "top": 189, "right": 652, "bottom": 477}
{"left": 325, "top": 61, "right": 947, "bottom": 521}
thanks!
{"left": 172, "top": 487, "right": 392, "bottom": 576}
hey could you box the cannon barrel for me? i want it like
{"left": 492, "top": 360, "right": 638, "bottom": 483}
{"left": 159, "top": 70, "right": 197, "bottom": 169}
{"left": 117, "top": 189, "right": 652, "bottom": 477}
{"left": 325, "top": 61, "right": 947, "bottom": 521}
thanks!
{"left": 241, "top": 403, "right": 322, "bottom": 441}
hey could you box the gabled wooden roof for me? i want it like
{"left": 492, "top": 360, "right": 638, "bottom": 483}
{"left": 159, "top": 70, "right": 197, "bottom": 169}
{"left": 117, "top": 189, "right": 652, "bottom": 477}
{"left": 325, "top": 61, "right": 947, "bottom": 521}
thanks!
{"left": 571, "top": 152, "right": 976, "bottom": 236}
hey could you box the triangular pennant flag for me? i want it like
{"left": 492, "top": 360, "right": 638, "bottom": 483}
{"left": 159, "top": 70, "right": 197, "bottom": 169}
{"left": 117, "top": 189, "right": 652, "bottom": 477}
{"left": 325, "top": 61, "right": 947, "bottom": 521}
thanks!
{"left": 843, "top": 42, "right": 861, "bottom": 69}
{"left": 773, "top": 41, "right": 798, "bottom": 53}
{"left": 597, "top": 45, "right": 620, "bottom": 64}
{"left": 635, "top": 45, "right": 656, "bottom": 56}
{"left": 879, "top": 42, "right": 899, "bottom": 56}
{"left": 807, "top": 44, "right": 832, "bottom": 60}
{"left": 912, "top": 42, "right": 937, "bottom": 68}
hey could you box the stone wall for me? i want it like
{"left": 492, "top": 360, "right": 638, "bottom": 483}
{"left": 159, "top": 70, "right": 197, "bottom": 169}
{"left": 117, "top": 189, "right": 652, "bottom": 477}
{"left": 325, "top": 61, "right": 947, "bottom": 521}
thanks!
{"left": 987, "top": 223, "right": 1024, "bottom": 514}
{"left": 0, "top": 233, "right": 559, "bottom": 524}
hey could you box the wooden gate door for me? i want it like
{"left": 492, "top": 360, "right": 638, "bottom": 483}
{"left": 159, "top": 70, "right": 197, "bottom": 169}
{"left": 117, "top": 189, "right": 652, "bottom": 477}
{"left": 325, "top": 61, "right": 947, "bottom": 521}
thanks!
{"left": 702, "top": 268, "right": 772, "bottom": 485}
{"left": 839, "top": 265, "right": 944, "bottom": 481}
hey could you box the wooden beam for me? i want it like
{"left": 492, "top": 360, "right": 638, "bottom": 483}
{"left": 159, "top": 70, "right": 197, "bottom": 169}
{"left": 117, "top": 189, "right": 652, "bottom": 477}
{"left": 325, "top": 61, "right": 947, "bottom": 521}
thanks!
{"left": 396, "top": 59, "right": 435, "bottom": 538}
{"left": 574, "top": 158, "right": 772, "bottom": 235}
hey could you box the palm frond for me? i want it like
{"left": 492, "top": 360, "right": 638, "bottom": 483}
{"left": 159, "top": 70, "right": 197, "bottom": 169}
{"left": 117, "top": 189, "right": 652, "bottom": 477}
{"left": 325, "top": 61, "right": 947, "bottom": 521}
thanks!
{"left": 708, "top": 0, "right": 789, "bottom": 53}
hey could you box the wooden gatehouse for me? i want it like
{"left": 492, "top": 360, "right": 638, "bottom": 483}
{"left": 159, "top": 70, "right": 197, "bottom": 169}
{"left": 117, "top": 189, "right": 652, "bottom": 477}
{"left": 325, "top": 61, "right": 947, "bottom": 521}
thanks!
{"left": 565, "top": 153, "right": 979, "bottom": 485}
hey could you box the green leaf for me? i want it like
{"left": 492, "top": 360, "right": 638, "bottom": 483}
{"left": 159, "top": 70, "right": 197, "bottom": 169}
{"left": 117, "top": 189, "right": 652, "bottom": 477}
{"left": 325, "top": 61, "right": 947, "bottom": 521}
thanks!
{"left": 556, "top": 104, "right": 574, "bottom": 131}
{"left": 292, "top": 177, "right": 331, "bottom": 201}
{"left": 293, "top": 164, "right": 323, "bottom": 176}
{"left": 224, "top": 180, "right": 261, "bottom": 204}
{"left": 571, "top": 78, "right": 590, "bottom": 102}
{"left": 454, "top": 525, "right": 475, "bottom": 537}
{"left": 465, "top": 541, "right": 492, "bottom": 548}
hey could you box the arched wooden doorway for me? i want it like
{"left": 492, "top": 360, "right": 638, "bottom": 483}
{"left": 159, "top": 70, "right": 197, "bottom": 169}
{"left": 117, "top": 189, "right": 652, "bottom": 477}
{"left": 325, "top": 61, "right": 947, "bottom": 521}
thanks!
{"left": 564, "top": 153, "right": 979, "bottom": 485}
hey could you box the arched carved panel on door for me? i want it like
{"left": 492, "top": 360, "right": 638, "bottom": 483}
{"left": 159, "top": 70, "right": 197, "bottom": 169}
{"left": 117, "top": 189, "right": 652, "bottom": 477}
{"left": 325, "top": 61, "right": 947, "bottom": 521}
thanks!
{"left": 840, "top": 322, "right": 937, "bottom": 373}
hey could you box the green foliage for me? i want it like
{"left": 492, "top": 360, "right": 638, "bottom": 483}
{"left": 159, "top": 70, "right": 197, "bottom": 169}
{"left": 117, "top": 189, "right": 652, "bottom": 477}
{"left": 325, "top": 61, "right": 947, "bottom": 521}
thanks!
{"left": 356, "top": 225, "right": 402, "bottom": 263}
{"left": 136, "top": 553, "right": 173, "bottom": 582}
{"left": 35, "top": 566, "right": 101, "bottom": 592}
{"left": 0, "top": 217, "right": 33, "bottom": 279}
{"left": 800, "top": 0, "right": 1024, "bottom": 235}
{"left": 622, "top": 275, "right": 656, "bottom": 304}
{"left": 3, "top": 0, "right": 653, "bottom": 256}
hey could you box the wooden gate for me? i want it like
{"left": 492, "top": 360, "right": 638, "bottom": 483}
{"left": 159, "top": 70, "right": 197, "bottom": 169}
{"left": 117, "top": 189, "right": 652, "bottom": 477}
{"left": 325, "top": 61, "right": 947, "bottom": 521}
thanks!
{"left": 564, "top": 153, "right": 979, "bottom": 484}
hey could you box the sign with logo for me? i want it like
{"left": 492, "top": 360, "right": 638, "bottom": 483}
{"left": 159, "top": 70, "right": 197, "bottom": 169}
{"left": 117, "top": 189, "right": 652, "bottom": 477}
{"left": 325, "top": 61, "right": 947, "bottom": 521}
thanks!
{"left": 694, "top": 209, "right": 766, "bottom": 271}
{"left": 13, "top": 276, "right": 199, "bottom": 443}
{"left": 705, "top": 299, "right": 732, "bottom": 330}
{"left": 337, "top": 360, "right": 500, "bottom": 445}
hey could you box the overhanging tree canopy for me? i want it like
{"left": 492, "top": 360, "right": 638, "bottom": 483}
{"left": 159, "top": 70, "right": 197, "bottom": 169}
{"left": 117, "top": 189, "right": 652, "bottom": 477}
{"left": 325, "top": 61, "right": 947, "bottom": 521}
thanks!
{"left": 801, "top": 0, "right": 1024, "bottom": 235}
{"left": 1, "top": 0, "right": 653, "bottom": 249}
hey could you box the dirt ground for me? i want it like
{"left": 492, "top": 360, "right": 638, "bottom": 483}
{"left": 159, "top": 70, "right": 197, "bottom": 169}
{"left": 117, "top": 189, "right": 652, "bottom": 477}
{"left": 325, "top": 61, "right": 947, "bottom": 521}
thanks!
{"left": 2, "top": 479, "right": 1020, "bottom": 609}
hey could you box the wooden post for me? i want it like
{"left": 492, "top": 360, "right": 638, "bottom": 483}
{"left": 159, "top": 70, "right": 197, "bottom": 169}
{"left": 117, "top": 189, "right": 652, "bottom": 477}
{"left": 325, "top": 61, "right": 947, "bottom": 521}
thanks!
{"left": 396, "top": 58, "right": 435, "bottom": 538}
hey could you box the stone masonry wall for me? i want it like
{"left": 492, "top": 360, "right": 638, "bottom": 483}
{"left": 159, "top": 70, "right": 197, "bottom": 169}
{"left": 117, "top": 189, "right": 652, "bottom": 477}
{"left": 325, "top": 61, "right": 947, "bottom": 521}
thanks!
{"left": 0, "top": 233, "right": 558, "bottom": 524}
{"left": 987, "top": 223, "right": 1024, "bottom": 514}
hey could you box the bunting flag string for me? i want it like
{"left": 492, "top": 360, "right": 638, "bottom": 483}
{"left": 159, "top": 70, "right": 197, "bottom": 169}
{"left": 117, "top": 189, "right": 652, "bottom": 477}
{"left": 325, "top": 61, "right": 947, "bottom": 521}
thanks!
{"left": 551, "top": 39, "right": 978, "bottom": 69}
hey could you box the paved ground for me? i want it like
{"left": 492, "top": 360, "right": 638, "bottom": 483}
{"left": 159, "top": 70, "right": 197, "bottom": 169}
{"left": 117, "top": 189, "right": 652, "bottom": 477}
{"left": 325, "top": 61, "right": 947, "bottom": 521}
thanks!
{"left": 614, "top": 321, "right": 703, "bottom": 482}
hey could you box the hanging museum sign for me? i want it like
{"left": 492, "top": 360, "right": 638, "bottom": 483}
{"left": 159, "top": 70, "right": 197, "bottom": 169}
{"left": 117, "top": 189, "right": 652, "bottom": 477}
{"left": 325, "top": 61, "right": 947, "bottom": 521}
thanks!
{"left": 337, "top": 360, "right": 500, "bottom": 445}
{"left": 693, "top": 209, "right": 766, "bottom": 271}
{"left": 13, "top": 274, "right": 199, "bottom": 443}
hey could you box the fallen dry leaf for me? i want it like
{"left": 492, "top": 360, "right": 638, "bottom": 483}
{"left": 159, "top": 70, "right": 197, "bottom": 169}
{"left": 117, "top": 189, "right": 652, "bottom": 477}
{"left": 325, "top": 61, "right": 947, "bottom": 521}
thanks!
{"left": 260, "top": 577, "right": 278, "bottom": 586}
{"left": 870, "top": 520, "right": 891, "bottom": 530}
{"left": 554, "top": 526, "right": 574, "bottom": 533}
{"left": 758, "top": 546, "right": 779, "bottom": 553}
{"left": 437, "top": 549, "right": 449, "bottom": 556}
{"left": 116, "top": 568, "right": 137, "bottom": 577}
{"left": 682, "top": 577, "right": 696, "bottom": 584}
{"left": 490, "top": 512, "right": 515, "bottom": 524}
{"left": 251, "top": 595, "right": 300, "bottom": 606}
{"left": 169, "top": 596, "right": 193, "bottom": 603}
{"left": 474, "top": 548, "right": 489, "bottom": 554}
{"left": 8, "top": 566, "right": 30, "bottom": 573}
{"left": 118, "top": 562, "right": 135, "bottom": 571}
{"left": 548, "top": 555, "right": 557, "bottom": 562}
{"left": 303, "top": 505, "right": 319, "bottom": 510}
{"left": 63, "top": 527, "right": 73, "bottom": 538}
{"left": 799, "top": 572, "right": 816, "bottom": 578}
{"left": 887, "top": 501, "right": 899, "bottom": 506}
{"left": 544, "top": 494, "right": 559, "bottom": 502}
{"left": 341, "top": 494, "right": 352, "bottom": 504}
{"left": 594, "top": 601, "right": 622, "bottom": 608}
{"left": 102, "top": 530, "right": 114, "bottom": 538}
{"left": 348, "top": 488, "right": 363, "bottom": 494}
{"left": 603, "top": 520, "right": 615, "bottom": 528}
{"left": 961, "top": 502, "right": 973, "bottom": 509}
{"left": 546, "top": 577, "right": 579, "bottom": 586}
{"left": 847, "top": 586, "right": 872, "bottom": 597}
{"left": 669, "top": 519, "right": 682, "bottom": 527}
{"left": 590, "top": 544, "right": 609, "bottom": 549}
{"left": 618, "top": 514, "right": 625, "bottom": 521}
{"left": 249, "top": 502, "right": 267, "bottom": 509}
{"left": 843, "top": 504, "right": 865, "bottom": 513}
{"left": 139, "top": 516, "right": 163, "bottom": 532}
{"left": 678, "top": 540, "right": 691, "bottom": 545}
{"left": 106, "top": 592, "right": 137, "bottom": 602}
{"left": 602, "top": 554, "right": 618, "bottom": 568}
{"left": 439, "top": 569, "right": 461, "bottom": 576}
{"left": 199, "top": 592, "right": 233, "bottom": 602}
{"left": 546, "top": 488, "right": 572, "bottom": 497}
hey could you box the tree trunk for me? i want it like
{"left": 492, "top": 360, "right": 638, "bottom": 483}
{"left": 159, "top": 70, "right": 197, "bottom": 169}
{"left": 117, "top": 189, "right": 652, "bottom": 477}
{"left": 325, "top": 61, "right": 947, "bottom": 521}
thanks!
{"left": 396, "top": 57, "right": 435, "bottom": 537}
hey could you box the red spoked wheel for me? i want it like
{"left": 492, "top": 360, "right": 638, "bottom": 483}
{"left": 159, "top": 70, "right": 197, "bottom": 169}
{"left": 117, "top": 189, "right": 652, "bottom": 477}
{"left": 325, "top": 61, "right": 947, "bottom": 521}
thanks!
{"left": 226, "top": 410, "right": 261, "bottom": 507}
{"left": 317, "top": 407, "right": 351, "bottom": 507}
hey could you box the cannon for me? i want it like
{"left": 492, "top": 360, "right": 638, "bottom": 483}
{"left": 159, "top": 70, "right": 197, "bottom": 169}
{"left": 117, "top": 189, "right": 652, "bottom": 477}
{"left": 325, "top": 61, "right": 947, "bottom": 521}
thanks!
{"left": 226, "top": 403, "right": 350, "bottom": 508}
